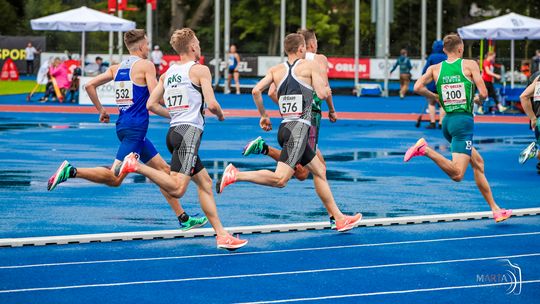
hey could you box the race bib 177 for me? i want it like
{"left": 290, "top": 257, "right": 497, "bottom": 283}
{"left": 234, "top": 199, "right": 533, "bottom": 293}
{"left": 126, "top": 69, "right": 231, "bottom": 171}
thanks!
{"left": 165, "top": 86, "right": 189, "bottom": 113}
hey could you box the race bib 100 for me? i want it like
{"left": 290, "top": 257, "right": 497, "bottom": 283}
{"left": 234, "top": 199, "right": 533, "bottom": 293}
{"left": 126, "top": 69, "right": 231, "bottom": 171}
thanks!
{"left": 114, "top": 80, "right": 133, "bottom": 107}
{"left": 278, "top": 94, "right": 302, "bottom": 118}
{"left": 165, "top": 86, "right": 189, "bottom": 112}
{"left": 534, "top": 82, "right": 540, "bottom": 102}
{"left": 441, "top": 83, "right": 467, "bottom": 105}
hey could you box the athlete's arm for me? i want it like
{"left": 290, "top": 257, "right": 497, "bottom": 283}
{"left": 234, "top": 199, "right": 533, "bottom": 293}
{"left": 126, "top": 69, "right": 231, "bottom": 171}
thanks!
{"left": 147, "top": 75, "right": 170, "bottom": 119}
{"left": 252, "top": 69, "right": 274, "bottom": 131}
{"left": 520, "top": 76, "right": 539, "bottom": 129}
{"left": 84, "top": 67, "right": 115, "bottom": 123}
{"left": 267, "top": 83, "right": 279, "bottom": 104}
{"left": 195, "top": 65, "right": 225, "bottom": 121}
{"left": 466, "top": 60, "right": 488, "bottom": 100}
{"left": 413, "top": 66, "right": 438, "bottom": 100}
{"left": 310, "top": 62, "right": 330, "bottom": 100}
{"left": 315, "top": 54, "right": 337, "bottom": 122}
{"left": 143, "top": 60, "right": 159, "bottom": 93}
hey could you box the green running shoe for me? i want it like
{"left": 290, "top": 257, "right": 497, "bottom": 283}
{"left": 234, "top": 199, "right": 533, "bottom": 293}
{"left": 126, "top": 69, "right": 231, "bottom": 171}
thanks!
{"left": 330, "top": 217, "right": 336, "bottom": 230}
{"left": 242, "top": 136, "right": 265, "bottom": 156}
{"left": 179, "top": 215, "right": 208, "bottom": 231}
{"left": 519, "top": 141, "right": 538, "bottom": 164}
{"left": 47, "top": 160, "right": 73, "bottom": 191}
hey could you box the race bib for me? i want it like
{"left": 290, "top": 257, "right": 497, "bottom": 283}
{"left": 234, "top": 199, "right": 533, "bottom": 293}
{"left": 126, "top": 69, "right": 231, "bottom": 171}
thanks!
{"left": 165, "top": 86, "right": 189, "bottom": 112}
{"left": 534, "top": 82, "right": 540, "bottom": 102}
{"left": 278, "top": 94, "right": 302, "bottom": 118}
{"left": 441, "top": 83, "right": 467, "bottom": 105}
{"left": 114, "top": 80, "right": 133, "bottom": 107}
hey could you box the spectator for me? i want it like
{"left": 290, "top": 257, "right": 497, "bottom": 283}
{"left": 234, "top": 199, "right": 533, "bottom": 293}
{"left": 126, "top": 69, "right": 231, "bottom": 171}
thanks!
{"left": 67, "top": 67, "right": 81, "bottom": 103}
{"left": 422, "top": 40, "right": 447, "bottom": 129}
{"left": 480, "top": 52, "right": 506, "bottom": 114}
{"left": 48, "top": 57, "right": 70, "bottom": 102}
{"left": 24, "top": 42, "right": 40, "bottom": 75}
{"left": 95, "top": 56, "right": 107, "bottom": 74}
{"left": 532, "top": 49, "right": 540, "bottom": 74}
{"left": 226, "top": 44, "right": 241, "bottom": 94}
{"left": 151, "top": 45, "right": 163, "bottom": 77}
{"left": 390, "top": 48, "right": 412, "bottom": 99}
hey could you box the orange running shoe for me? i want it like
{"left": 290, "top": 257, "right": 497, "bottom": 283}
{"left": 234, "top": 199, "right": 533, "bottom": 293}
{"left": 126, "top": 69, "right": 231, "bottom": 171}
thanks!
{"left": 118, "top": 152, "right": 140, "bottom": 175}
{"left": 216, "top": 164, "right": 238, "bottom": 194}
{"left": 335, "top": 213, "right": 363, "bottom": 232}
{"left": 493, "top": 209, "right": 512, "bottom": 223}
{"left": 404, "top": 138, "right": 427, "bottom": 162}
{"left": 216, "top": 233, "right": 248, "bottom": 251}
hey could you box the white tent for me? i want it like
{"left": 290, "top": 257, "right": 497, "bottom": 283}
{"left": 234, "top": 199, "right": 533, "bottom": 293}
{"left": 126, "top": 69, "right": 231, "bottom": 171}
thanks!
{"left": 30, "top": 6, "right": 136, "bottom": 75}
{"left": 458, "top": 12, "right": 540, "bottom": 87}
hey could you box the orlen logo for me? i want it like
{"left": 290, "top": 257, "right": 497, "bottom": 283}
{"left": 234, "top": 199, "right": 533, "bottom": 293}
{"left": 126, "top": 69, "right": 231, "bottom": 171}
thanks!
{"left": 328, "top": 61, "right": 367, "bottom": 73}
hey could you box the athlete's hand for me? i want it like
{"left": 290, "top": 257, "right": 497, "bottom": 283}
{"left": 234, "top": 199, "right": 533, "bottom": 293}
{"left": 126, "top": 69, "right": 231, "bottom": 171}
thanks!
{"left": 260, "top": 116, "right": 272, "bottom": 131}
{"left": 99, "top": 110, "right": 110, "bottom": 123}
{"left": 328, "top": 111, "right": 337, "bottom": 123}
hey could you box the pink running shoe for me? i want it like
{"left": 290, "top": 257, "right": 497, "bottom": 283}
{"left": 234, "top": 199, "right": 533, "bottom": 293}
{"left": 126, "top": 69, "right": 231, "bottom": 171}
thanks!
{"left": 216, "top": 164, "right": 238, "bottom": 194}
{"left": 216, "top": 234, "right": 248, "bottom": 251}
{"left": 335, "top": 213, "right": 363, "bottom": 232}
{"left": 404, "top": 138, "right": 427, "bottom": 162}
{"left": 493, "top": 209, "right": 512, "bottom": 223}
{"left": 118, "top": 152, "right": 140, "bottom": 175}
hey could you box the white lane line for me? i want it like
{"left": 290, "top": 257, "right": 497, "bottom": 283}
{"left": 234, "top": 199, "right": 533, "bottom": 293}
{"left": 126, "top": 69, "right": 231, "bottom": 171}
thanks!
{"left": 2, "top": 231, "right": 540, "bottom": 270}
{"left": 237, "top": 280, "right": 540, "bottom": 303}
{"left": 0, "top": 253, "right": 539, "bottom": 294}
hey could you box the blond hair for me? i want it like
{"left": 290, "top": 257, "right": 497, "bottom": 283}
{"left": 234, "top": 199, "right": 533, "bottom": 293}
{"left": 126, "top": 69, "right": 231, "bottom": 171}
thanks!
{"left": 443, "top": 34, "right": 463, "bottom": 53}
{"left": 170, "top": 28, "right": 196, "bottom": 54}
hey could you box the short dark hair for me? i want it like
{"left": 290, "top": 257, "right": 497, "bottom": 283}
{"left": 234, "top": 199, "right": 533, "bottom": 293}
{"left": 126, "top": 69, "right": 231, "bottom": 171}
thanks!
{"left": 443, "top": 33, "right": 463, "bottom": 53}
{"left": 124, "top": 29, "right": 146, "bottom": 50}
{"left": 95, "top": 56, "right": 103, "bottom": 61}
{"left": 284, "top": 33, "right": 305, "bottom": 55}
{"left": 297, "top": 29, "right": 316, "bottom": 44}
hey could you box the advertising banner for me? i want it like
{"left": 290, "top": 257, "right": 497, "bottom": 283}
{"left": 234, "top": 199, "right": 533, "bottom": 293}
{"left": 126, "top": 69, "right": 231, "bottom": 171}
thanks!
{"left": 78, "top": 76, "right": 116, "bottom": 106}
{"left": 0, "top": 35, "right": 46, "bottom": 75}
{"left": 327, "top": 57, "right": 370, "bottom": 79}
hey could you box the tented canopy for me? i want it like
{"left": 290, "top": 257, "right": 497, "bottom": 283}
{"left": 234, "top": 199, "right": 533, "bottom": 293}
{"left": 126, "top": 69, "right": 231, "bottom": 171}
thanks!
{"left": 458, "top": 13, "right": 540, "bottom": 88}
{"left": 31, "top": 6, "right": 135, "bottom": 32}
{"left": 458, "top": 13, "right": 540, "bottom": 40}
{"left": 31, "top": 6, "right": 136, "bottom": 75}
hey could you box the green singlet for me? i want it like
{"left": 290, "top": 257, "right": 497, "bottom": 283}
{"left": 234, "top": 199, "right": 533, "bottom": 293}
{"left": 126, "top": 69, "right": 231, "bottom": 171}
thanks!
{"left": 436, "top": 58, "right": 474, "bottom": 114}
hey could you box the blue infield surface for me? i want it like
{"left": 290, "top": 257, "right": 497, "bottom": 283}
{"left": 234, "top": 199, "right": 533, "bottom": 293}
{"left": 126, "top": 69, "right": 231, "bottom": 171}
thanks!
{"left": 0, "top": 93, "right": 537, "bottom": 303}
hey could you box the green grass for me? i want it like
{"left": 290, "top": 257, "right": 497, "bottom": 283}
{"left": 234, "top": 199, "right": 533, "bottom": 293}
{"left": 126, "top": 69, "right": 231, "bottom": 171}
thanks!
{"left": 0, "top": 80, "right": 44, "bottom": 95}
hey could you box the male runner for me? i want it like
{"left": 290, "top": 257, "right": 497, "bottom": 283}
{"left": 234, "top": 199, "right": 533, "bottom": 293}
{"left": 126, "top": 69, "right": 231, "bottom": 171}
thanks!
{"left": 47, "top": 29, "right": 208, "bottom": 231}
{"left": 117, "top": 28, "right": 247, "bottom": 250}
{"left": 242, "top": 29, "right": 338, "bottom": 227}
{"left": 407, "top": 34, "right": 512, "bottom": 223}
{"left": 518, "top": 71, "right": 540, "bottom": 170}
{"left": 216, "top": 33, "right": 362, "bottom": 232}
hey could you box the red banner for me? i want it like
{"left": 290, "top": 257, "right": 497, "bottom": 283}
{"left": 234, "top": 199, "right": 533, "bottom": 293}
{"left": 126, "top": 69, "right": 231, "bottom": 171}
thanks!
{"left": 1, "top": 58, "right": 19, "bottom": 81}
{"left": 64, "top": 59, "right": 81, "bottom": 81}
{"left": 158, "top": 55, "right": 205, "bottom": 75}
{"left": 327, "top": 57, "right": 370, "bottom": 79}
{"left": 147, "top": 0, "right": 157, "bottom": 10}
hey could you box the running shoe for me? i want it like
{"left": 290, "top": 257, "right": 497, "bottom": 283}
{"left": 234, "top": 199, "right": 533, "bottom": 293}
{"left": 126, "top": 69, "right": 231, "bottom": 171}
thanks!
{"left": 216, "top": 233, "right": 248, "bottom": 251}
{"left": 179, "top": 215, "right": 208, "bottom": 231}
{"left": 493, "top": 209, "right": 512, "bottom": 223}
{"left": 47, "top": 160, "right": 73, "bottom": 191}
{"left": 335, "top": 213, "right": 363, "bottom": 232}
{"left": 242, "top": 136, "right": 265, "bottom": 156}
{"left": 216, "top": 164, "right": 238, "bottom": 194}
{"left": 497, "top": 104, "right": 508, "bottom": 113}
{"left": 404, "top": 138, "right": 427, "bottom": 162}
{"left": 518, "top": 142, "right": 538, "bottom": 165}
{"left": 330, "top": 217, "right": 336, "bottom": 230}
{"left": 118, "top": 152, "right": 140, "bottom": 175}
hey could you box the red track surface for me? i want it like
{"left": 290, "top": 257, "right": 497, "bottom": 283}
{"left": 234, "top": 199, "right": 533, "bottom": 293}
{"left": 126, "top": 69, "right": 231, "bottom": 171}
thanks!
{"left": 0, "top": 104, "right": 528, "bottom": 124}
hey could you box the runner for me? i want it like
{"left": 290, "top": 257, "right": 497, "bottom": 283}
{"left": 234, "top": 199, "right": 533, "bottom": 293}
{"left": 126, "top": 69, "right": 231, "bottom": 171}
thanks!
{"left": 226, "top": 44, "right": 241, "bottom": 94}
{"left": 408, "top": 34, "right": 512, "bottom": 223}
{"left": 518, "top": 71, "right": 540, "bottom": 171}
{"left": 47, "top": 29, "right": 208, "bottom": 231}
{"left": 242, "top": 28, "right": 338, "bottom": 228}
{"left": 116, "top": 28, "right": 247, "bottom": 250}
{"left": 216, "top": 33, "right": 362, "bottom": 232}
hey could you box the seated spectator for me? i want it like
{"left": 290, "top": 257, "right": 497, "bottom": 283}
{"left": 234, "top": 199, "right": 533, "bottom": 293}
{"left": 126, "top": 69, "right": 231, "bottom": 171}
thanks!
{"left": 95, "top": 56, "right": 107, "bottom": 74}
{"left": 48, "top": 57, "right": 70, "bottom": 102}
{"left": 67, "top": 67, "right": 81, "bottom": 103}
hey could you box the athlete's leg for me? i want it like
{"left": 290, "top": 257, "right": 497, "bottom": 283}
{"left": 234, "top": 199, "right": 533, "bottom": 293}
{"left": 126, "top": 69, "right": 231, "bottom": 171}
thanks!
{"left": 145, "top": 154, "right": 185, "bottom": 216}
{"left": 226, "top": 72, "right": 232, "bottom": 93}
{"left": 469, "top": 148, "right": 500, "bottom": 211}
{"left": 304, "top": 156, "right": 345, "bottom": 221}
{"left": 428, "top": 98, "right": 437, "bottom": 124}
{"left": 294, "top": 150, "right": 324, "bottom": 181}
{"left": 132, "top": 163, "right": 191, "bottom": 198}
{"left": 75, "top": 161, "right": 128, "bottom": 187}
{"left": 233, "top": 71, "right": 240, "bottom": 94}
{"left": 236, "top": 162, "right": 295, "bottom": 188}
{"left": 402, "top": 74, "right": 410, "bottom": 96}
{"left": 439, "top": 106, "right": 446, "bottom": 126}
{"left": 191, "top": 169, "right": 228, "bottom": 237}
{"left": 425, "top": 148, "right": 470, "bottom": 182}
